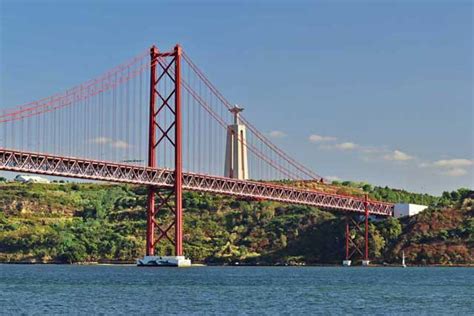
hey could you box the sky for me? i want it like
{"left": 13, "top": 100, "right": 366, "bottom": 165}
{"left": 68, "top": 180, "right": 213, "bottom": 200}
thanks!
{"left": 0, "top": 0, "right": 473, "bottom": 195}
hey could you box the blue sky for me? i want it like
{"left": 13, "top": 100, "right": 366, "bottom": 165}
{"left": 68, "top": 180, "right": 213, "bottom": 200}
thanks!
{"left": 1, "top": 0, "right": 472, "bottom": 194}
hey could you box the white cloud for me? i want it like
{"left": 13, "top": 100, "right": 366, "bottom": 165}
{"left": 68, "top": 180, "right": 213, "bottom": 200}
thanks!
{"left": 383, "top": 150, "right": 414, "bottom": 161}
{"left": 419, "top": 158, "right": 473, "bottom": 177}
{"left": 308, "top": 134, "right": 337, "bottom": 143}
{"left": 392, "top": 153, "right": 471, "bottom": 178}
{"left": 308, "top": 131, "right": 472, "bottom": 180}
{"left": 361, "top": 146, "right": 386, "bottom": 154}
{"left": 90, "top": 137, "right": 112, "bottom": 144}
{"left": 433, "top": 159, "right": 474, "bottom": 168}
{"left": 319, "top": 141, "right": 359, "bottom": 151}
{"left": 268, "top": 130, "right": 287, "bottom": 138}
{"left": 442, "top": 168, "right": 468, "bottom": 177}
{"left": 325, "top": 175, "right": 341, "bottom": 182}
{"left": 334, "top": 142, "right": 358, "bottom": 150}
{"left": 90, "top": 137, "right": 130, "bottom": 149}
{"left": 111, "top": 140, "right": 130, "bottom": 149}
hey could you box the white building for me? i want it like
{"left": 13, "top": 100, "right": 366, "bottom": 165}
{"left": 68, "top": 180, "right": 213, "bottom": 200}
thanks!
{"left": 15, "top": 175, "right": 50, "bottom": 184}
{"left": 224, "top": 105, "right": 248, "bottom": 180}
{"left": 394, "top": 203, "right": 428, "bottom": 218}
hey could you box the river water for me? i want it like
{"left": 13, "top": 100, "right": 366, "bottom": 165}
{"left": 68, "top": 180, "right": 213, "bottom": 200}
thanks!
{"left": 1, "top": 265, "right": 473, "bottom": 315}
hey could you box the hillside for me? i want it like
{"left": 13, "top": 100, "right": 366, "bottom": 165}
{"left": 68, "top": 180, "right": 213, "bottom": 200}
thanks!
{"left": 386, "top": 198, "right": 473, "bottom": 265}
{"left": 0, "top": 181, "right": 472, "bottom": 265}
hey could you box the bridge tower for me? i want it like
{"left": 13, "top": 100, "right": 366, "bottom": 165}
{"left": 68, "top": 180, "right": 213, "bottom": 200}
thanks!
{"left": 224, "top": 105, "right": 248, "bottom": 179}
{"left": 138, "top": 44, "right": 191, "bottom": 267}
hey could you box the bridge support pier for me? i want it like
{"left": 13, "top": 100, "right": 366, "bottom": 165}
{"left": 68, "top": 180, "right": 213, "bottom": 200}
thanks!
{"left": 343, "top": 194, "right": 371, "bottom": 266}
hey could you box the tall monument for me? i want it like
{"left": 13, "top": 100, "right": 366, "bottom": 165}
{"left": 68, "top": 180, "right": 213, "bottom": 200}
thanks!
{"left": 224, "top": 105, "right": 248, "bottom": 179}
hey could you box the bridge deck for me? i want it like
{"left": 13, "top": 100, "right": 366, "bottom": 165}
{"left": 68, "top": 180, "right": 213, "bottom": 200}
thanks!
{"left": 0, "top": 148, "right": 393, "bottom": 216}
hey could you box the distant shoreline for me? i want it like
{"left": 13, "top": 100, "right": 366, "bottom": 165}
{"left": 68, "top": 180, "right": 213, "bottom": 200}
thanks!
{"left": 1, "top": 261, "right": 473, "bottom": 267}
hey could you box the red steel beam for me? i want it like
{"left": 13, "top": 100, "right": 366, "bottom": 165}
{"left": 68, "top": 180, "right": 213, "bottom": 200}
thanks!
{"left": 345, "top": 217, "right": 350, "bottom": 260}
{"left": 174, "top": 44, "right": 183, "bottom": 256}
{"left": 364, "top": 194, "right": 369, "bottom": 261}
{"left": 146, "top": 45, "right": 159, "bottom": 256}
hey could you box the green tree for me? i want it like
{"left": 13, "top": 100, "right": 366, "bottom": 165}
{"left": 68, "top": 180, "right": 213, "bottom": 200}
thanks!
{"left": 369, "top": 224, "right": 386, "bottom": 258}
{"left": 378, "top": 217, "right": 402, "bottom": 242}
{"left": 56, "top": 232, "right": 87, "bottom": 263}
{"left": 450, "top": 191, "right": 460, "bottom": 201}
{"left": 362, "top": 184, "right": 372, "bottom": 192}
{"left": 442, "top": 191, "right": 451, "bottom": 200}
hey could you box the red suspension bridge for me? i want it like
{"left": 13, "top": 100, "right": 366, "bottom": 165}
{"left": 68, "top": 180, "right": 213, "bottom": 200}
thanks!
{"left": 0, "top": 44, "right": 393, "bottom": 266}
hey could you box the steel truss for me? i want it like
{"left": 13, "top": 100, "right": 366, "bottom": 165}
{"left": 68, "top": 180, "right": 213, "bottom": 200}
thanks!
{"left": 345, "top": 217, "right": 365, "bottom": 259}
{"left": 0, "top": 148, "right": 394, "bottom": 217}
{"left": 345, "top": 195, "right": 371, "bottom": 262}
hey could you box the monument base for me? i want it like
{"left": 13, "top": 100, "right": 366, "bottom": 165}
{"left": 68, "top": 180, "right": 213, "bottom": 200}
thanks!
{"left": 137, "top": 256, "right": 191, "bottom": 267}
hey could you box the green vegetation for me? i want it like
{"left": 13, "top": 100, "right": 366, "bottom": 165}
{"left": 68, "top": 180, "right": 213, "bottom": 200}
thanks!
{"left": 0, "top": 182, "right": 472, "bottom": 265}
{"left": 331, "top": 180, "right": 459, "bottom": 206}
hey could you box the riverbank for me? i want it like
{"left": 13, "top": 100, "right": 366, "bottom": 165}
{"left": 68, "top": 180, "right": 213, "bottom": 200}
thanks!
{"left": 1, "top": 183, "right": 472, "bottom": 266}
{"left": 1, "top": 260, "right": 473, "bottom": 267}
